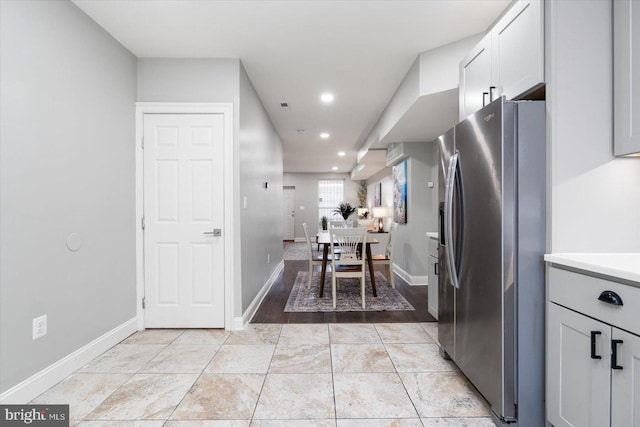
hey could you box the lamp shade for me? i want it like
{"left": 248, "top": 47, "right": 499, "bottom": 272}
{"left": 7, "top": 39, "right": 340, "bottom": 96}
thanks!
{"left": 373, "top": 207, "right": 387, "bottom": 218}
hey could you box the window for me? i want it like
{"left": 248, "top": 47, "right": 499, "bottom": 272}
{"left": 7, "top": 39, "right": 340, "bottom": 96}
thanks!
{"left": 318, "top": 179, "right": 344, "bottom": 222}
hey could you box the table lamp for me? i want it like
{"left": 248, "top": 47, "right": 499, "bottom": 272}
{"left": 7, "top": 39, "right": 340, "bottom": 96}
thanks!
{"left": 373, "top": 207, "right": 387, "bottom": 232}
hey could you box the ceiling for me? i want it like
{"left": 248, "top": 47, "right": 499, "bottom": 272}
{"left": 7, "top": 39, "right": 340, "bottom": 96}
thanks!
{"left": 72, "top": 0, "right": 511, "bottom": 175}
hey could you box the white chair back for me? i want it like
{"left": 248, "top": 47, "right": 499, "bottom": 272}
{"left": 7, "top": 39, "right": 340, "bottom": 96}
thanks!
{"left": 329, "top": 227, "right": 367, "bottom": 264}
{"left": 329, "top": 220, "right": 346, "bottom": 228}
{"left": 386, "top": 222, "right": 398, "bottom": 258}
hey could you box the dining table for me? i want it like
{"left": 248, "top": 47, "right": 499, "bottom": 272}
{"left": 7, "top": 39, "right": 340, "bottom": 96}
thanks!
{"left": 315, "top": 231, "right": 379, "bottom": 298}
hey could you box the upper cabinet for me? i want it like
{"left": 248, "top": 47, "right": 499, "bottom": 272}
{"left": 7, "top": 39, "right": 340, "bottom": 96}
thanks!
{"left": 459, "top": 0, "right": 544, "bottom": 120}
{"left": 614, "top": 0, "right": 640, "bottom": 157}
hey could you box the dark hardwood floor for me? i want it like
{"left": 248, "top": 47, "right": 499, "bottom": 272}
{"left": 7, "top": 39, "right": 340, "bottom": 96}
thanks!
{"left": 251, "top": 260, "right": 436, "bottom": 324}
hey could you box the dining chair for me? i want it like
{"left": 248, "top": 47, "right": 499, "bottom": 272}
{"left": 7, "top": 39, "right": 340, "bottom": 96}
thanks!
{"left": 371, "top": 222, "right": 398, "bottom": 288}
{"left": 329, "top": 227, "right": 368, "bottom": 308}
{"left": 329, "top": 220, "right": 346, "bottom": 228}
{"left": 302, "top": 223, "right": 325, "bottom": 289}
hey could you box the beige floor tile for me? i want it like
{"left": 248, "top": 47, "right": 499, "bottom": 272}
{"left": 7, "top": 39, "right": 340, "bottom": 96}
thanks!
{"left": 329, "top": 324, "right": 382, "bottom": 344}
{"left": 333, "top": 373, "right": 417, "bottom": 419}
{"left": 165, "top": 421, "right": 250, "bottom": 427}
{"left": 331, "top": 344, "right": 395, "bottom": 373}
{"left": 421, "top": 322, "right": 439, "bottom": 344}
{"left": 252, "top": 420, "right": 335, "bottom": 427}
{"left": 253, "top": 374, "right": 334, "bottom": 420}
{"left": 140, "top": 344, "right": 219, "bottom": 373}
{"left": 278, "top": 324, "right": 329, "bottom": 345}
{"left": 122, "top": 329, "right": 185, "bottom": 344}
{"left": 173, "top": 329, "right": 231, "bottom": 345}
{"left": 385, "top": 343, "right": 456, "bottom": 373}
{"left": 78, "top": 344, "right": 166, "bottom": 373}
{"left": 269, "top": 344, "right": 331, "bottom": 374}
{"left": 32, "top": 373, "right": 131, "bottom": 420}
{"left": 420, "top": 418, "right": 496, "bottom": 427}
{"left": 337, "top": 419, "right": 422, "bottom": 427}
{"left": 87, "top": 373, "right": 198, "bottom": 420}
{"left": 375, "top": 323, "right": 433, "bottom": 344}
{"left": 225, "top": 324, "right": 282, "bottom": 345}
{"left": 205, "top": 345, "right": 275, "bottom": 374}
{"left": 170, "top": 374, "right": 264, "bottom": 420}
{"left": 78, "top": 422, "right": 165, "bottom": 427}
{"left": 422, "top": 417, "right": 496, "bottom": 427}
{"left": 400, "top": 372, "right": 490, "bottom": 418}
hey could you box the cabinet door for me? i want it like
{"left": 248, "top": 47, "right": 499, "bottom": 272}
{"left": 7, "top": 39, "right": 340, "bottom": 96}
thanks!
{"left": 611, "top": 328, "right": 640, "bottom": 427}
{"left": 547, "top": 303, "right": 611, "bottom": 427}
{"left": 427, "top": 256, "right": 438, "bottom": 320}
{"left": 459, "top": 32, "right": 492, "bottom": 120}
{"left": 614, "top": 0, "right": 640, "bottom": 156}
{"left": 492, "top": 0, "right": 544, "bottom": 99}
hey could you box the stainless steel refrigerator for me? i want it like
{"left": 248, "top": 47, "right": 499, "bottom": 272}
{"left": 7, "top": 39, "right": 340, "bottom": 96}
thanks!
{"left": 437, "top": 97, "right": 545, "bottom": 426}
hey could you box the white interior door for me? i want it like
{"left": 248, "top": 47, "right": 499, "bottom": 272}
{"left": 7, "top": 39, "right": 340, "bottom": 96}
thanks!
{"left": 143, "top": 113, "right": 225, "bottom": 328}
{"left": 283, "top": 187, "right": 295, "bottom": 240}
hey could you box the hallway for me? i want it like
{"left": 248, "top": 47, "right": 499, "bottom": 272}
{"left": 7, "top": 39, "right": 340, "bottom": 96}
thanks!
{"left": 31, "top": 323, "right": 493, "bottom": 426}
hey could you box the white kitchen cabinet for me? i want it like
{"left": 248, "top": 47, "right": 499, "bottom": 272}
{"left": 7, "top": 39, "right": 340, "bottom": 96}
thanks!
{"left": 427, "top": 234, "right": 438, "bottom": 319}
{"left": 547, "top": 303, "right": 611, "bottom": 427}
{"left": 459, "top": 33, "right": 492, "bottom": 120}
{"left": 459, "top": 0, "right": 544, "bottom": 120}
{"left": 614, "top": 0, "right": 640, "bottom": 156}
{"left": 546, "top": 266, "right": 640, "bottom": 427}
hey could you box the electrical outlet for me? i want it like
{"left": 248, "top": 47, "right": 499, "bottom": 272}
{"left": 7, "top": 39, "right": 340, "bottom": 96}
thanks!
{"left": 32, "top": 315, "right": 47, "bottom": 340}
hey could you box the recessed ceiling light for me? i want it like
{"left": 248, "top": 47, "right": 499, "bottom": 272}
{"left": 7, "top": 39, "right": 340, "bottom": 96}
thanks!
{"left": 297, "top": 129, "right": 305, "bottom": 135}
{"left": 332, "top": 166, "right": 338, "bottom": 171}
{"left": 320, "top": 132, "right": 330, "bottom": 139}
{"left": 338, "top": 151, "right": 346, "bottom": 156}
{"left": 321, "top": 93, "right": 334, "bottom": 103}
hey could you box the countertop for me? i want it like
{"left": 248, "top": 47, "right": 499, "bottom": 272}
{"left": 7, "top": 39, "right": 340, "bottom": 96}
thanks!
{"left": 426, "top": 232, "right": 438, "bottom": 240}
{"left": 544, "top": 253, "right": 640, "bottom": 283}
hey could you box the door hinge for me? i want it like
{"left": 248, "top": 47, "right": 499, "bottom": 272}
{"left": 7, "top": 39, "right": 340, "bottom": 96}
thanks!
{"left": 142, "top": 297, "right": 146, "bottom": 309}
{"left": 141, "top": 217, "right": 145, "bottom": 230}
{"left": 141, "top": 136, "right": 144, "bottom": 149}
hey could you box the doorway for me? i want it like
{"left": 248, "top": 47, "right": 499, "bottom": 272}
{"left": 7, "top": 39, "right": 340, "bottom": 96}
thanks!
{"left": 136, "top": 103, "right": 234, "bottom": 329}
{"left": 283, "top": 187, "right": 295, "bottom": 241}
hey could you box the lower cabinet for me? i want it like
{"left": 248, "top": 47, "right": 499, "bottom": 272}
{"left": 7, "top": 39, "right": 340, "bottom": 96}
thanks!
{"left": 546, "top": 267, "right": 640, "bottom": 427}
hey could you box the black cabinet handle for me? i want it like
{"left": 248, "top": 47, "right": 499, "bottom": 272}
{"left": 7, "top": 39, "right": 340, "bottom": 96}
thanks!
{"left": 590, "top": 331, "right": 602, "bottom": 359}
{"left": 482, "top": 92, "right": 489, "bottom": 107}
{"left": 598, "top": 290, "right": 624, "bottom": 306}
{"left": 489, "top": 86, "right": 496, "bottom": 102}
{"left": 612, "top": 339, "right": 624, "bottom": 370}
{"left": 434, "top": 262, "right": 439, "bottom": 275}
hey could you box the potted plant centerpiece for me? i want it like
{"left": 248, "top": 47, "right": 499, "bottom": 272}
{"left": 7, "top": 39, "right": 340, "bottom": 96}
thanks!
{"left": 333, "top": 202, "right": 357, "bottom": 225}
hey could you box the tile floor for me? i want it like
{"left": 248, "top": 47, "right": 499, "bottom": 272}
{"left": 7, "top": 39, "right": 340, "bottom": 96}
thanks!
{"left": 32, "top": 323, "right": 495, "bottom": 426}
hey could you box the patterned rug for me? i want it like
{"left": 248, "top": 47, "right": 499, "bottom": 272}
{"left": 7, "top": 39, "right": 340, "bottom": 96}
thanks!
{"left": 283, "top": 242, "right": 321, "bottom": 260}
{"left": 285, "top": 271, "right": 415, "bottom": 312}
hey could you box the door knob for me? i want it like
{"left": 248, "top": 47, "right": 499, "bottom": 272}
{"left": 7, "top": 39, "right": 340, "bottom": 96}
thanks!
{"left": 204, "top": 229, "right": 222, "bottom": 236}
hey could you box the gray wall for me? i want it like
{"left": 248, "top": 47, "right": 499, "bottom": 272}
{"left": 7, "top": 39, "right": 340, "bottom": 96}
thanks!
{"left": 239, "top": 63, "right": 284, "bottom": 312}
{"left": 366, "top": 143, "right": 438, "bottom": 280}
{"left": 546, "top": 0, "right": 640, "bottom": 252}
{"left": 0, "top": 0, "right": 137, "bottom": 393}
{"left": 282, "top": 173, "right": 359, "bottom": 238}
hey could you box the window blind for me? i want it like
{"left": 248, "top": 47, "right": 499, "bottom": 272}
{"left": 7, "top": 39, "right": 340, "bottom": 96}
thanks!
{"left": 318, "top": 179, "right": 344, "bottom": 222}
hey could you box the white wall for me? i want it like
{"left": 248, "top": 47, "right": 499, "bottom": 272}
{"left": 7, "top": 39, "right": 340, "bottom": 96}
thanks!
{"left": 239, "top": 63, "right": 284, "bottom": 312}
{"left": 546, "top": 0, "right": 640, "bottom": 253}
{"left": 282, "top": 173, "right": 359, "bottom": 238}
{"left": 0, "top": 0, "right": 137, "bottom": 394}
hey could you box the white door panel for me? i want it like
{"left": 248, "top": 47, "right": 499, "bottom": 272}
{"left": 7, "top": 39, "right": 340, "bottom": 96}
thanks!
{"left": 144, "top": 114, "right": 224, "bottom": 328}
{"left": 283, "top": 187, "right": 295, "bottom": 240}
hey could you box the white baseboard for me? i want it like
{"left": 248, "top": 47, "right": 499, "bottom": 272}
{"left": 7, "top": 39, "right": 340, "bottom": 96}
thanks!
{"left": 393, "top": 263, "right": 428, "bottom": 286}
{"left": 0, "top": 317, "right": 138, "bottom": 404}
{"left": 233, "top": 260, "right": 285, "bottom": 331}
{"left": 293, "top": 237, "right": 305, "bottom": 243}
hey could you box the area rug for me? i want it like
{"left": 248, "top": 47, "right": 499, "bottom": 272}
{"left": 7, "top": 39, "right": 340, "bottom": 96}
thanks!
{"left": 283, "top": 242, "right": 321, "bottom": 260}
{"left": 285, "top": 271, "right": 415, "bottom": 312}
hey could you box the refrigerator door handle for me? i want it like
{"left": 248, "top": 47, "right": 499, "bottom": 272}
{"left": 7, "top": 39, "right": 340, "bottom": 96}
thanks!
{"left": 444, "top": 151, "right": 460, "bottom": 289}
